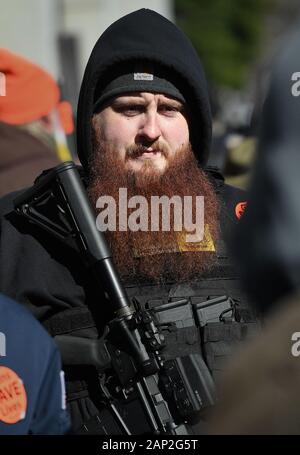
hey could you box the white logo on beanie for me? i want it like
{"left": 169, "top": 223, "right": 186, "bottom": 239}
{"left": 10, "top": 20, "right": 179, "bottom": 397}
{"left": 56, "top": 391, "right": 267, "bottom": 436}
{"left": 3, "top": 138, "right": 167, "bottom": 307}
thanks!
{"left": 134, "top": 72, "right": 154, "bottom": 81}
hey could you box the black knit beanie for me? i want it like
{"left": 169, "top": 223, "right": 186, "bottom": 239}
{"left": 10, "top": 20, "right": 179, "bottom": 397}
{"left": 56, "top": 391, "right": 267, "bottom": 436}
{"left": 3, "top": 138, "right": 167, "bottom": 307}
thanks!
{"left": 93, "top": 61, "right": 186, "bottom": 112}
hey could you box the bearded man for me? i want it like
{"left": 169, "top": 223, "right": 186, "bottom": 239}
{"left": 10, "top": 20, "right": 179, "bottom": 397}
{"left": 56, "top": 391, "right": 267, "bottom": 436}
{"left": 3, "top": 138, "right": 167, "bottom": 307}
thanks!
{"left": 88, "top": 89, "right": 219, "bottom": 284}
{"left": 0, "top": 9, "right": 257, "bottom": 434}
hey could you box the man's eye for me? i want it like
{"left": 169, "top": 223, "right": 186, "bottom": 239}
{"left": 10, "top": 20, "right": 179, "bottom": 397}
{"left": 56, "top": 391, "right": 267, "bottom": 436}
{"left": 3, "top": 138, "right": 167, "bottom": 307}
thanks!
{"left": 116, "top": 105, "right": 144, "bottom": 116}
{"left": 159, "top": 105, "right": 180, "bottom": 115}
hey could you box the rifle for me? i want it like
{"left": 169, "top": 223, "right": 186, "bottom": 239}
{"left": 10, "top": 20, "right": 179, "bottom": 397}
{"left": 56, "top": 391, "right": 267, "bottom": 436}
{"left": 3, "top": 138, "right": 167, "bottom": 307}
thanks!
{"left": 14, "top": 161, "right": 215, "bottom": 434}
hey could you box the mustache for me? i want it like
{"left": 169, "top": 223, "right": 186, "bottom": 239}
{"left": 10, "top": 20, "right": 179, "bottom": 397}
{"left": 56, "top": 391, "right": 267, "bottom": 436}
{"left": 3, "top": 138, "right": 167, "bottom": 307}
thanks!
{"left": 126, "top": 142, "right": 169, "bottom": 160}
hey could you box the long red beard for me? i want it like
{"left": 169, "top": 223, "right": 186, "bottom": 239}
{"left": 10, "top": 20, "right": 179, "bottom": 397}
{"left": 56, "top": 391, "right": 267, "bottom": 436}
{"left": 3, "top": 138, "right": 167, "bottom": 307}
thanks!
{"left": 88, "top": 135, "right": 220, "bottom": 285}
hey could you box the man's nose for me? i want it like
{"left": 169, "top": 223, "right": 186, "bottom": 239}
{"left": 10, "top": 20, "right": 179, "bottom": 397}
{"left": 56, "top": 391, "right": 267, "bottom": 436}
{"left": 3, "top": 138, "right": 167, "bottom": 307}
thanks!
{"left": 137, "top": 112, "right": 161, "bottom": 143}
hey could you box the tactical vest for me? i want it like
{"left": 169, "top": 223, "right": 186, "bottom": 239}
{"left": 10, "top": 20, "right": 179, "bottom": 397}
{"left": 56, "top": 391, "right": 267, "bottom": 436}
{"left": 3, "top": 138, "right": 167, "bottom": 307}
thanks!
{"left": 41, "top": 169, "right": 258, "bottom": 434}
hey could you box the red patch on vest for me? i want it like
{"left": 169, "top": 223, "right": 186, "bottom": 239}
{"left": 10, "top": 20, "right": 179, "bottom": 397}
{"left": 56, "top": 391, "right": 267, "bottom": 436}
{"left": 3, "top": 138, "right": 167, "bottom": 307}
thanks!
{"left": 235, "top": 201, "right": 247, "bottom": 219}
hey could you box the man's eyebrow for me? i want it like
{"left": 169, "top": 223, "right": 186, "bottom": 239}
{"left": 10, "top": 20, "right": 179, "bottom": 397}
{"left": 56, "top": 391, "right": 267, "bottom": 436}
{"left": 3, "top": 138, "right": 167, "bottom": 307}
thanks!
{"left": 110, "top": 96, "right": 185, "bottom": 110}
{"left": 160, "top": 99, "right": 183, "bottom": 107}
{"left": 111, "top": 97, "right": 145, "bottom": 106}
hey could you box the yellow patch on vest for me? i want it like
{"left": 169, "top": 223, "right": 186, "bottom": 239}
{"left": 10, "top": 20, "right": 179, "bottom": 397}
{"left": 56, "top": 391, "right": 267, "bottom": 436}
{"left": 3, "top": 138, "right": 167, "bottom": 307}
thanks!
{"left": 176, "top": 224, "right": 215, "bottom": 252}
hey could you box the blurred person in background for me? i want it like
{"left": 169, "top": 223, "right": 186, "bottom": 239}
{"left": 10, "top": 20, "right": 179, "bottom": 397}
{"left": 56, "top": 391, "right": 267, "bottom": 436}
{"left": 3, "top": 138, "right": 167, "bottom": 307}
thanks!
{"left": 0, "top": 293, "right": 70, "bottom": 434}
{"left": 0, "top": 48, "right": 74, "bottom": 197}
{"left": 208, "top": 25, "right": 300, "bottom": 434}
